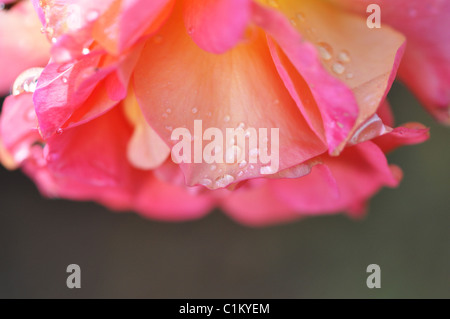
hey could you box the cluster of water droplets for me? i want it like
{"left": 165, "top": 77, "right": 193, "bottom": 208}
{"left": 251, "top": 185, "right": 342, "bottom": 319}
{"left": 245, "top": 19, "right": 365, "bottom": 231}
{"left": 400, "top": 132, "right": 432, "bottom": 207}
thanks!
{"left": 317, "top": 42, "right": 353, "bottom": 79}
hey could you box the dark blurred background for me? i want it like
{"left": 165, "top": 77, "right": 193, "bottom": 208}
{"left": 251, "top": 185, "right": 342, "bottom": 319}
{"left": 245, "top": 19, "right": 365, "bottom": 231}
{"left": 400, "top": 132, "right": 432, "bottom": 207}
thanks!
{"left": 0, "top": 82, "right": 449, "bottom": 298}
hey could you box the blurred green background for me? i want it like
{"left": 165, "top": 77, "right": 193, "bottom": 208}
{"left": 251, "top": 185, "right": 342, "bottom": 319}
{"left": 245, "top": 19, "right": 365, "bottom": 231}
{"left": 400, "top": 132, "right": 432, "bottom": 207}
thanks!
{"left": 0, "top": 82, "right": 449, "bottom": 298}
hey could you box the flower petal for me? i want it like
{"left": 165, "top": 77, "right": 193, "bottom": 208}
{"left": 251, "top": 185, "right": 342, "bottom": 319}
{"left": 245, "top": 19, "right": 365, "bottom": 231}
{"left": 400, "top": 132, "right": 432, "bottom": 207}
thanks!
{"left": 328, "top": 0, "right": 450, "bottom": 124}
{"left": 183, "top": 0, "right": 251, "bottom": 54}
{"left": 134, "top": 5, "right": 327, "bottom": 189}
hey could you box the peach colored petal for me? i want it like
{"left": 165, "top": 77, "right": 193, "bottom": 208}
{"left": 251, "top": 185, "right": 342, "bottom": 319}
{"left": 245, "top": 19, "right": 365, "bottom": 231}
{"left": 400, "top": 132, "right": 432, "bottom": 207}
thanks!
{"left": 134, "top": 5, "right": 326, "bottom": 189}
{"left": 183, "top": 0, "right": 251, "bottom": 54}
{"left": 252, "top": 0, "right": 405, "bottom": 154}
{"left": 328, "top": 0, "right": 450, "bottom": 124}
{"left": 0, "top": 1, "right": 50, "bottom": 94}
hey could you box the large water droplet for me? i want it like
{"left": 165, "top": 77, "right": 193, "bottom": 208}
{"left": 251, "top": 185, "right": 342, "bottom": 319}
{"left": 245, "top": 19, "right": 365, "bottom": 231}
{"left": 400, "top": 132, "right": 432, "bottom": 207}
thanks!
{"left": 82, "top": 47, "right": 90, "bottom": 55}
{"left": 317, "top": 42, "right": 333, "bottom": 61}
{"left": 12, "top": 67, "right": 44, "bottom": 95}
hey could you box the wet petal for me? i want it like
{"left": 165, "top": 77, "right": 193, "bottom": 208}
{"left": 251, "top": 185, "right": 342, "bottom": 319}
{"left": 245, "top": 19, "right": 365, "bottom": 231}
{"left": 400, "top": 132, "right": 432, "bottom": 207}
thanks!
{"left": 183, "top": 0, "right": 251, "bottom": 54}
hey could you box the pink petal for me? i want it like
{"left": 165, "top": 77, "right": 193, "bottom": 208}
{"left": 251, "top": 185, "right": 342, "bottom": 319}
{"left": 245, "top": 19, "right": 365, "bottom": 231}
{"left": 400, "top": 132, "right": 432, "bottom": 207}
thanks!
{"left": 23, "top": 105, "right": 214, "bottom": 221}
{"left": 221, "top": 179, "right": 302, "bottom": 226}
{"left": 373, "top": 122, "right": 430, "bottom": 153}
{"left": 270, "top": 141, "right": 400, "bottom": 215}
{"left": 183, "top": 0, "right": 251, "bottom": 54}
{"left": 0, "top": 93, "right": 41, "bottom": 166}
{"left": 0, "top": 1, "right": 50, "bottom": 94}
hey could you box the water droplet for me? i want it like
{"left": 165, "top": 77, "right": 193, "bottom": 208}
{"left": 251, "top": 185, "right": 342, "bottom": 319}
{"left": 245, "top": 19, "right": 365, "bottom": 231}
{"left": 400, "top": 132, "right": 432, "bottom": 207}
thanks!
{"left": 56, "top": 128, "right": 64, "bottom": 135}
{"left": 260, "top": 165, "right": 275, "bottom": 175}
{"left": 199, "top": 179, "right": 212, "bottom": 187}
{"left": 224, "top": 115, "right": 231, "bottom": 123}
{"left": 238, "top": 160, "right": 248, "bottom": 169}
{"left": 61, "top": 76, "right": 68, "bottom": 84}
{"left": 86, "top": 10, "right": 99, "bottom": 22}
{"left": 249, "top": 148, "right": 259, "bottom": 158}
{"left": 215, "top": 174, "right": 235, "bottom": 188}
{"left": 82, "top": 47, "right": 90, "bottom": 55}
{"left": 192, "top": 107, "right": 198, "bottom": 114}
{"left": 317, "top": 42, "right": 333, "bottom": 61}
{"left": 12, "top": 67, "right": 44, "bottom": 96}
{"left": 338, "top": 50, "right": 351, "bottom": 63}
{"left": 238, "top": 122, "right": 246, "bottom": 129}
{"left": 187, "top": 27, "right": 194, "bottom": 35}
{"left": 210, "top": 164, "right": 217, "bottom": 171}
{"left": 296, "top": 12, "right": 305, "bottom": 22}
{"left": 332, "top": 62, "right": 345, "bottom": 75}
{"left": 51, "top": 37, "right": 57, "bottom": 44}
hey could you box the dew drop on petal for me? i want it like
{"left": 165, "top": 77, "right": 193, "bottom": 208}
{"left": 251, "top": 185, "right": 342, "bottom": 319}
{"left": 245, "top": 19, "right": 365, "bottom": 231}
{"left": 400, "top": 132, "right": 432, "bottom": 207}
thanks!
{"left": 199, "top": 179, "right": 212, "bottom": 187}
{"left": 12, "top": 67, "right": 44, "bottom": 96}
{"left": 215, "top": 174, "right": 235, "bottom": 188}
{"left": 332, "top": 62, "right": 345, "bottom": 75}
{"left": 296, "top": 12, "right": 305, "bottom": 22}
{"left": 317, "top": 42, "right": 333, "bottom": 61}
{"left": 338, "top": 50, "right": 351, "bottom": 63}
{"left": 260, "top": 165, "right": 275, "bottom": 175}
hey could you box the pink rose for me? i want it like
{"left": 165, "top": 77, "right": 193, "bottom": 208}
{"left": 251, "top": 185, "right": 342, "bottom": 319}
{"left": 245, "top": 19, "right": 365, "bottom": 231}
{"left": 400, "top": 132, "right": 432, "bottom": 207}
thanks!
{"left": 0, "top": 0, "right": 439, "bottom": 225}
